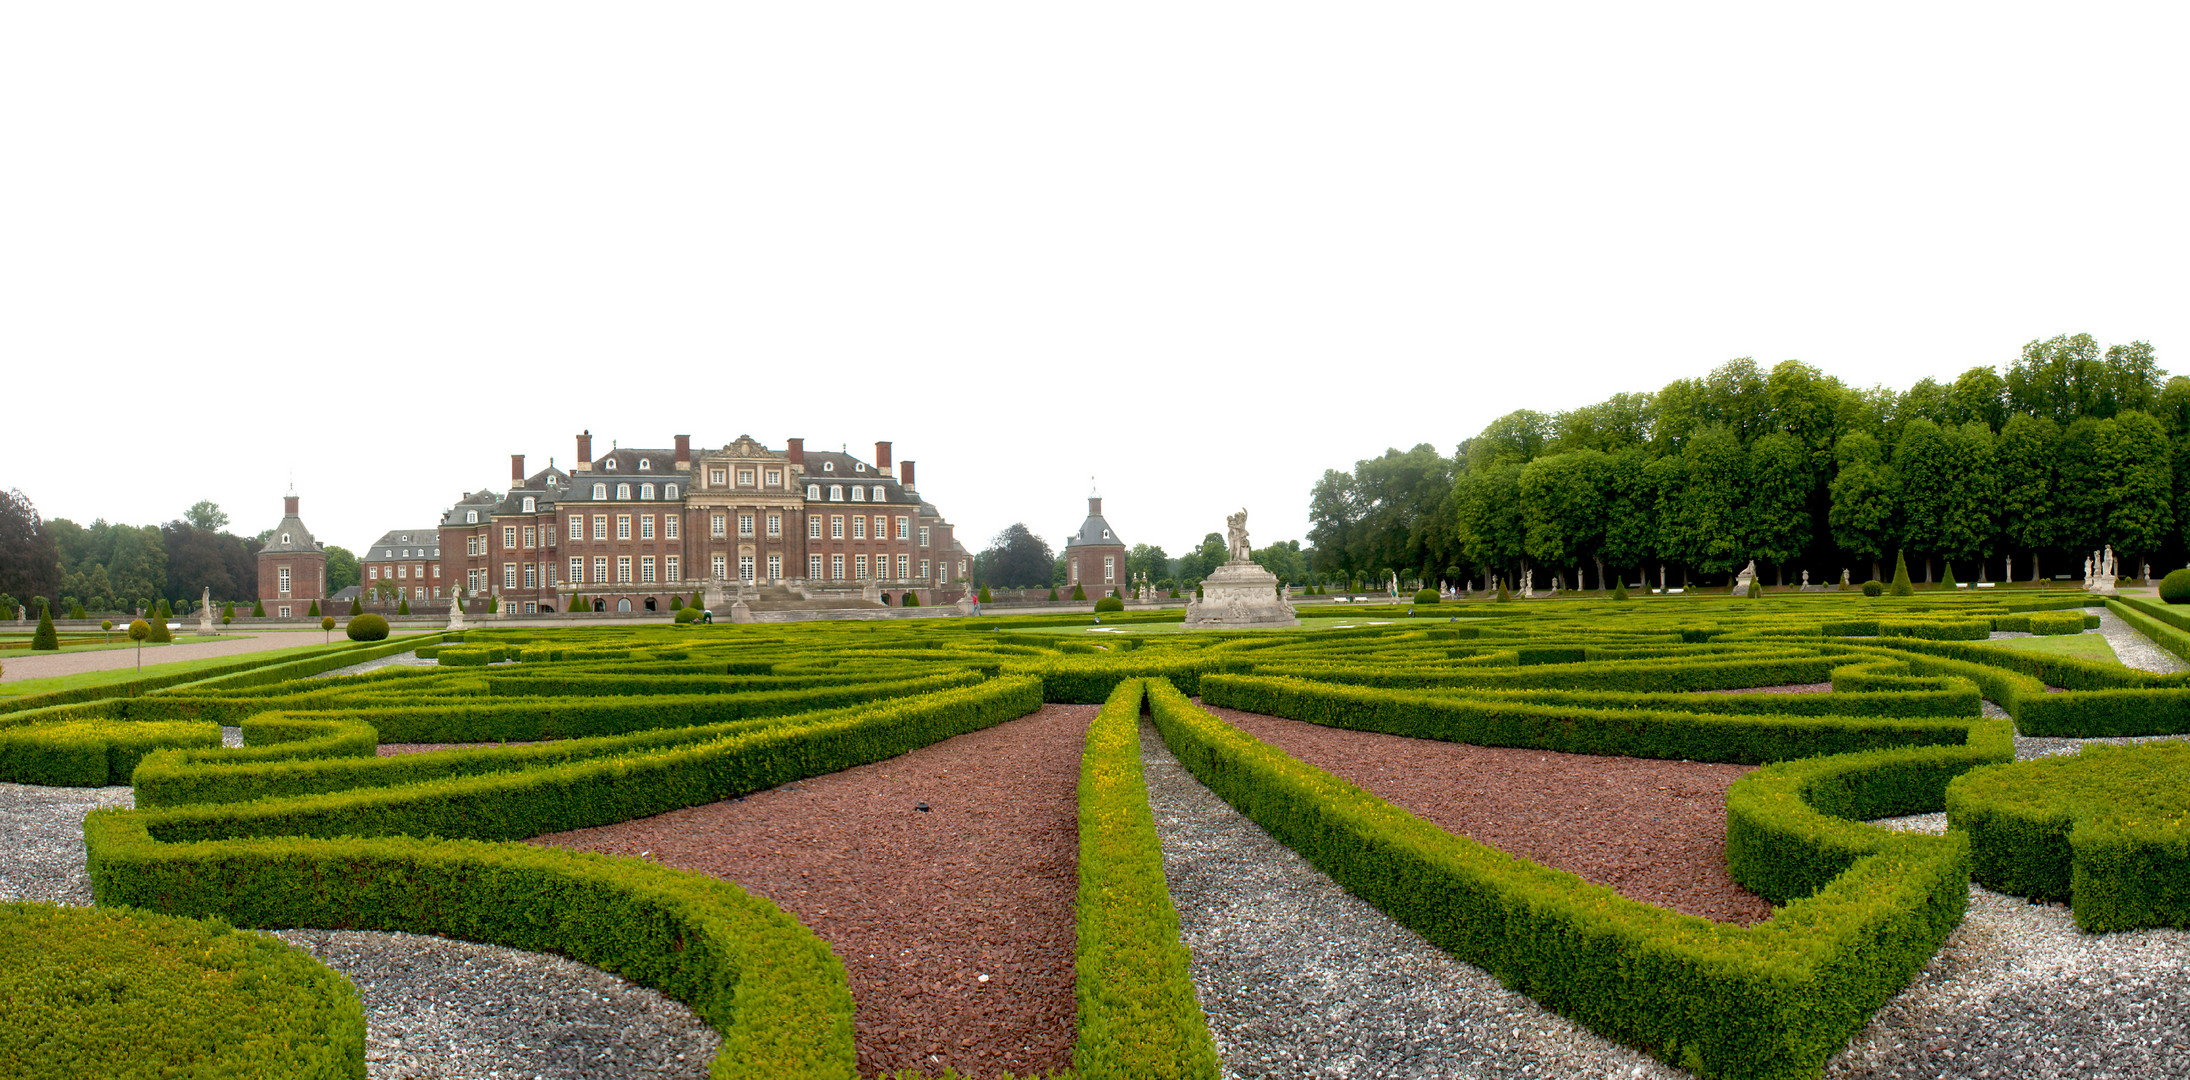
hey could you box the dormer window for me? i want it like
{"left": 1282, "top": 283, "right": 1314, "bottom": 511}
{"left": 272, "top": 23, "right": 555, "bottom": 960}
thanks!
{"left": 856, "top": 462, "right": 866, "bottom": 472}
{"left": 639, "top": 459, "right": 651, "bottom": 471}
{"left": 401, "top": 535, "right": 410, "bottom": 543}
{"left": 807, "top": 484, "right": 820, "bottom": 500}
{"left": 665, "top": 483, "right": 678, "bottom": 498}
{"left": 592, "top": 483, "right": 606, "bottom": 500}
{"left": 872, "top": 486, "right": 884, "bottom": 502}
{"left": 823, "top": 461, "right": 834, "bottom": 472}
{"left": 467, "top": 510, "right": 478, "bottom": 524}
{"left": 829, "top": 485, "right": 843, "bottom": 502}
{"left": 606, "top": 457, "right": 617, "bottom": 470}
{"left": 281, "top": 533, "right": 292, "bottom": 545}
{"left": 851, "top": 486, "right": 865, "bottom": 502}
{"left": 640, "top": 483, "right": 655, "bottom": 500}
{"left": 522, "top": 497, "right": 536, "bottom": 512}
{"left": 616, "top": 483, "right": 632, "bottom": 500}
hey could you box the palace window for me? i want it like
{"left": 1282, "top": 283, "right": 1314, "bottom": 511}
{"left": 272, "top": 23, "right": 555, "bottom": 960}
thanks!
{"left": 505, "top": 564, "right": 517, "bottom": 589}
{"left": 852, "top": 517, "right": 866, "bottom": 540}
{"left": 831, "top": 554, "right": 845, "bottom": 579}
{"left": 829, "top": 485, "right": 843, "bottom": 502}
{"left": 665, "top": 515, "right": 679, "bottom": 540}
{"left": 522, "top": 496, "right": 535, "bottom": 513}
{"left": 808, "top": 517, "right": 822, "bottom": 539}
{"left": 919, "top": 526, "right": 930, "bottom": 547}
{"left": 808, "top": 554, "right": 823, "bottom": 578}
{"left": 738, "top": 513, "right": 754, "bottom": 538}
{"left": 712, "top": 513, "right": 728, "bottom": 538}
{"left": 593, "top": 515, "right": 608, "bottom": 540}
{"left": 830, "top": 515, "right": 844, "bottom": 539}
{"left": 807, "top": 484, "right": 820, "bottom": 500}
{"left": 617, "top": 556, "right": 632, "bottom": 583}
{"left": 592, "top": 484, "right": 606, "bottom": 500}
{"left": 503, "top": 527, "right": 517, "bottom": 550}
{"left": 522, "top": 526, "right": 536, "bottom": 548}
{"left": 544, "top": 563, "right": 555, "bottom": 586}
{"left": 897, "top": 554, "right": 909, "bottom": 579}
{"left": 569, "top": 557, "right": 583, "bottom": 583}
{"left": 855, "top": 554, "right": 868, "bottom": 579}
{"left": 616, "top": 483, "right": 631, "bottom": 500}
{"left": 278, "top": 567, "right": 291, "bottom": 594}
{"left": 823, "top": 462, "right": 834, "bottom": 472}
{"left": 896, "top": 516, "right": 909, "bottom": 539}
{"left": 665, "top": 484, "right": 677, "bottom": 498}
{"left": 641, "top": 556, "right": 656, "bottom": 584}
{"left": 1105, "top": 555, "right": 1116, "bottom": 583}
{"left": 872, "top": 486, "right": 884, "bottom": 502}
{"left": 616, "top": 515, "right": 631, "bottom": 540}
{"left": 569, "top": 516, "right": 583, "bottom": 540}
{"left": 640, "top": 483, "right": 655, "bottom": 500}
{"left": 738, "top": 469, "right": 754, "bottom": 486}
{"left": 710, "top": 469, "right": 726, "bottom": 486}
{"left": 666, "top": 556, "right": 679, "bottom": 581}
{"left": 765, "top": 469, "right": 782, "bottom": 487}
{"left": 638, "top": 459, "right": 650, "bottom": 470}
{"left": 711, "top": 554, "right": 726, "bottom": 578}
{"left": 593, "top": 557, "right": 608, "bottom": 583}
{"left": 605, "top": 458, "right": 617, "bottom": 470}
{"left": 739, "top": 554, "right": 754, "bottom": 582}
{"left": 467, "top": 510, "right": 479, "bottom": 524}
{"left": 398, "top": 564, "right": 408, "bottom": 579}
{"left": 524, "top": 564, "right": 537, "bottom": 588}
{"left": 850, "top": 486, "right": 865, "bottom": 502}
{"left": 766, "top": 513, "right": 781, "bottom": 538}
{"left": 640, "top": 515, "right": 655, "bottom": 540}
{"left": 767, "top": 553, "right": 782, "bottom": 580}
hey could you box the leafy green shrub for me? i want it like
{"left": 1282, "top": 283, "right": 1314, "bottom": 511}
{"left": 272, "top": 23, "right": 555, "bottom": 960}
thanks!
{"left": 223, "top": 601, "right": 235, "bottom": 621}
{"left": 1074, "top": 681, "right": 1219, "bottom": 1079}
{"left": 1746, "top": 580, "right": 1762, "bottom": 599}
{"left": 0, "top": 719, "right": 221, "bottom": 786}
{"left": 901, "top": 592, "right": 919, "bottom": 607}
{"left": 1862, "top": 579, "right": 1885, "bottom": 597}
{"left": 1094, "top": 596, "right": 1125, "bottom": 613}
{"left": 1071, "top": 584, "right": 1087, "bottom": 601}
{"left": 308, "top": 600, "right": 321, "bottom": 617}
{"left": 1046, "top": 588, "right": 1059, "bottom": 601}
{"left": 147, "top": 607, "right": 172, "bottom": 643}
{"left": 252, "top": 599, "right": 266, "bottom": 617}
{"left": 1940, "top": 561, "right": 1958, "bottom": 589}
{"left": 1612, "top": 580, "right": 1629, "bottom": 601}
{"left": 2161, "top": 568, "right": 2190, "bottom": 604}
{"left": 1413, "top": 588, "right": 1439, "bottom": 605}
{"left": 345, "top": 614, "right": 390, "bottom": 642}
{"left": 1890, "top": 550, "right": 1915, "bottom": 596}
{"left": 68, "top": 601, "right": 86, "bottom": 619}
{"left": 396, "top": 598, "right": 410, "bottom": 615}
{"left": 1496, "top": 585, "right": 1511, "bottom": 602}
{"left": 321, "top": 617, "right": 335, "bottom": 633}
{"left": 674, "top": 608, "right": 698, "bottom": 624}
{"left": 1948, "top": 741, "right": 2190, "bottom": 931}
{"left": 347, "top": 598, "right": 361, "bottom": 615}
{"left": 0, "top": 901, "right": 365, "bottom": 1079}
{"left": 31, "top": 604, "right": 58, "bottom": 650}
{"left": 980, "top": 585, "right": 993, "bottom": 604}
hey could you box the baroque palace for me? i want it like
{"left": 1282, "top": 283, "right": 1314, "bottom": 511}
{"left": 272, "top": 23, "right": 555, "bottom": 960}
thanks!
{"left": 355, "top": 433, "right": 972, "bottom": 616}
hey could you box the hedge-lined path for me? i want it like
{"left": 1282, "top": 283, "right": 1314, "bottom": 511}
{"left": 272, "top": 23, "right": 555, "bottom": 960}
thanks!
{"left": 1199, "top": 704, "right": 1773, "bottom": 924}
{"left": 1137, "top": 722, "right": 1685, "bottom": 1079}
{"left": 0, "top": 626, "right": 441, "bottom": 684}
{"left": 533, "top": 703, "right": 1096, "bottom": 1078}
{"left": 0, "top": 779, "right": 719, "bottom": 1080}
{"left": 2096, "top": 607, "right": 2189, "bottom": 674}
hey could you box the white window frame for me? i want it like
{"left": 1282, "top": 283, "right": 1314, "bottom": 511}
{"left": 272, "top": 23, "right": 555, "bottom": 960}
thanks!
{"left": 616, "top": 515, "right": 631, "bottom": 540}
{"left": 809, "top": 554, "right": 824, "bottom": 578}
{"left": 640, "top": 515, "right": 655, "bottom": 541}
{"left": 617, "top": 556, "right": 632, "bottom": 583}
{"left": 593, "top": 515, "right": 608, "bottom": 540}
{"left": 766, "top": 513, "right": 781, "bottom": 538}
{"left": 569, "top": 516, "right": 583, "bottom": 540}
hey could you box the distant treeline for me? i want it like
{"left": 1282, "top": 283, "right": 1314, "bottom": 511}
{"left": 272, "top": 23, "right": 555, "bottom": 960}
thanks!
{"left": 0, "top": 494, "right": 362, "bottom": 616}
{"left": 1308, "top": 334, "right": 2184, "bottom": 589}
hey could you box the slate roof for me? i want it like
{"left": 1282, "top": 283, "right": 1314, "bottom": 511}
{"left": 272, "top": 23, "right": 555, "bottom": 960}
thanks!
{"left": 441, "top": 490, "right": 503, "bottom": 527}
{"left": 259, "top": 512, "right": 322, "bottom": 555}
{"left": 364, "top": 530, "right": 442, "bottom": 562}
{"left": 799, "top": 450, "right": 912, "bottom": 505}
{"left": 1064, "top": 500, "right": 1125, "bottom": 550}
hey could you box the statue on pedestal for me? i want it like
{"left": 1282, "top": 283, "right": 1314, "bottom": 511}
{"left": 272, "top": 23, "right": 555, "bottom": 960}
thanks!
{"left": 197, "top": 587, "right": 215, "bottom": 635}
{"left": 1225, "top": 510, "right": 1251, "bottom": 563}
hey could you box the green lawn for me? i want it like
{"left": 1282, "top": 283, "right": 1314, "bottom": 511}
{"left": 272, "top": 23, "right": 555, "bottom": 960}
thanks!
{"left": 0, "top": 641, "right": 363, "bottom": 700}
{"left": 1984, "top": 632, "right": 2121, "bottom": 665}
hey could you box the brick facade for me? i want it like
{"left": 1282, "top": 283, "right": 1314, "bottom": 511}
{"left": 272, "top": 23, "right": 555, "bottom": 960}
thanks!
{"left": 1062, "top": 496, "right": 1127, "bottom": 598}
{"left": 254, "top": 492, "right": 327, "bottom": 619}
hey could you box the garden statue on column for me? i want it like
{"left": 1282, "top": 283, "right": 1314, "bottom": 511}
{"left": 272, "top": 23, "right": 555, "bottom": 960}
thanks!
{"left": 198, "top": 587, "right": 215, "bottom": 636}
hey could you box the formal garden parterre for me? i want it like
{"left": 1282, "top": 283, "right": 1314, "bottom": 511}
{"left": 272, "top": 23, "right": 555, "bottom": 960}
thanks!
{"left": 1, "top": 590, "right": 2186, "bottom": 1078}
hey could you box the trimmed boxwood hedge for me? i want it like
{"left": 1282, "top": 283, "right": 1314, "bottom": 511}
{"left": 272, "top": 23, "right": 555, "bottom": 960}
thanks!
{"left": 0, "top": 900, "right": 364, "bottom": 1079}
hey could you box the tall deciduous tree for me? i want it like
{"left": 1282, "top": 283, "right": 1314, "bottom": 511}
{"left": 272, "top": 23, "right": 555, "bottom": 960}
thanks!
{"left": 183, "top": 500, "right": 230, "bottom": 532}
{"left": 1828, "top": 431, "right": 1895, "bottom": 582}
{"left": 1671, "top": 426, "right": 1749, "bottom": 575}
{"left": 980, "top": 523, "right": 1057, "bottom": 588}
{"left": 1453, "top": 462, "right": 1527, "bottom": 585}
{"left": 324, "top": 545, "right": 361, "bottom": 595}
{"left": 1994, "top": 414, "right": 2061, "bottom": 580}
{"left": 1519, "top": 450, "right": 1609, "bottom": 589}
{"left": 0, "top": 489, "right": 61, "bottom": 605}
{"left": 1744, "top": 432, "right": 1812, "bottom": 585}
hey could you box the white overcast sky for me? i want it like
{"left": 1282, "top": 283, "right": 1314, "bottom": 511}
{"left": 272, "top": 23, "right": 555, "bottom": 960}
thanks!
{"left": 4, "top": 4, "right": 2186, "bottom": 559}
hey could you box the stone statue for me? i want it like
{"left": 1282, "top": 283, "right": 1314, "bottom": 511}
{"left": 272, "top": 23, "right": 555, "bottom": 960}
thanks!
{"left": 1840, "top": 569, "right": 1850, "bottom": 586}
{"left": 1659, "top": 566, "right": 1667, "bottom": 592}
{"left": 1225, "top": 510, "right": 1251, "bottom": 563}
{"left": 2005, "top": 555, "right": 2013, "bottom": 584}
{"left": 1731, "top": 559, "right": 1758, "bottom": 595}
{"left": 198, "top": 588, "right": 215, "bottom": 635}
{"left": 1801, "top": 570, "right": 1810, "bottom": 587}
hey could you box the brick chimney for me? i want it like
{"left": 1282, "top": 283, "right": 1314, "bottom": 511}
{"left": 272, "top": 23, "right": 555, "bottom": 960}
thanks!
{"left": 874, "top": 441, "right": 892, "bottom": 470}
{"left": 674, "top": 434, "right": 691, "bottom": 469}
{"left": 786, "top": 437, "right": 805, "bottom": 467}
{"left": 573, "top": 431, "right": 593, "bottom": 471}
{"left": 511, "top": 454, "right": 526, "bottom": 483}
{"left": 284, "top": 493, "right": 300, "bottom": 516}
{"left": 1089, "top": 496, "right": 1102, "bottom": 516}
{"left": 899, "top": 460, "right": 915, "bottom": 491}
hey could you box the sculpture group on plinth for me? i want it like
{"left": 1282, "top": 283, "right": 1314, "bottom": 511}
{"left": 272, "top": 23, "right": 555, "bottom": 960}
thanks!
{"left": 1183, "top": 509, "right": 1298, "bottom": 629}
{"left": 1730, "top": 559, "right": 1758, "bottom": 595}
{"left": 2085, "top": 545, "right": 2120, "bottom": 596}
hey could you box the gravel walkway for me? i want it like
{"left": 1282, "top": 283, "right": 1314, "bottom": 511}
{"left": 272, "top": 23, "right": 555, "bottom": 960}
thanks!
{"left": 0, "top": 779, "right": 718, "bottom": 1079}
{"left": 2095, "top": 608, "right": 2189, "bottom": 674}
{"left": 0, "top": 629, "right": 439, "bottom": 684}
{"left": 309, "top": 649, "right": 443, "bottom": 679}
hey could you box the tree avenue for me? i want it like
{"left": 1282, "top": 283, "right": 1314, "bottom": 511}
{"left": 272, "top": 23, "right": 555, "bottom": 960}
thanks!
{"left": 1308, "top": 336, "right": 2190, "bottom": 590}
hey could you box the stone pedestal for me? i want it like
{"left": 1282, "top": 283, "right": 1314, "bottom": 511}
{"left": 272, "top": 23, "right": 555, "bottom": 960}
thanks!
{"left": 729, "top": 599, "right": 754, "bottom": 623}
{"left": 447, "top": 602, "right": 466, "bottom": 631}
{"left": 955, "top": 594, "right": 978, "bottom": 616}
{"left": 1183, "top": 559, "right": 1298, "bottom": 629}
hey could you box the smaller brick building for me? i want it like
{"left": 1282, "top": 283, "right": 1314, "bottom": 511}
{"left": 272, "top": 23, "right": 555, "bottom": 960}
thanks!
{"left": 362, "top": 528, "right": 444, "bottom": 612}
{"left": 1062, "top": 495, "right": 1127, "bottom": 598}
{"left": 255, "top": 489, "right": 327, "bottom": 618}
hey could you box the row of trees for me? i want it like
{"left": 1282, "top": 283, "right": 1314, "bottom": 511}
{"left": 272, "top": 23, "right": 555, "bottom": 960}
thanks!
{"left": 0, "top": 492, "right": 363, "bottom": 617}
{"left": 1309, "top": 335, "right": 2189, "bottom": 591}
{"left": 969, "top": 523, "right": 1316, "bottom": 592}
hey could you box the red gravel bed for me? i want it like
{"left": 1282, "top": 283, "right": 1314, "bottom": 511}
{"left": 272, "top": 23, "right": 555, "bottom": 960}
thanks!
{"left": 1704, "top": 682, "right": 1832, "bottom": 695}
{"left": 531, "top": 704, "right": 1095, "bottom": 1078}
{"left": 376, "top": 741, "right": 544, "bottom": 757}
{"left": 1200, "top": 704, "right": 1775, "bottom": 925}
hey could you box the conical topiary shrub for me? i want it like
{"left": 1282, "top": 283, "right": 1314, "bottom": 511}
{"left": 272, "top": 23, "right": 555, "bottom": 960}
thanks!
{"left": 1070, "top": 583, "right": 1086, "bottom": 601}
{"left": 1613, "top": 579, "right": 1630, "bottom": 602}
{"left": 397, "top": 597, "right": 411, "bottom": 615}
{"left": 308, "top": 600, "right": 320, "bottom": 617}
{"left": 1890, "top": 550, "right": 1916, "bottom": 596}
{"left": 1046, "top": 587, "right": 1059, "bottom": 602}
{"left": 252, "top": 599, "right": 267, "bottom": 617}
{"left": 31, "top": 604, "right": 59, "bottom": 650}
{"left": 148, "top": 602, "right": 172, "bottom": 643}
{"left": 1940, "top": 561, "right": 1958, "bottom": 589}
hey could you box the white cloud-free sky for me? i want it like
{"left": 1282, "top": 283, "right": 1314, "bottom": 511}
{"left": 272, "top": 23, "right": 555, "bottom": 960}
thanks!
{"left": 4, "top": 4, "right": 2185, "bottom": 560}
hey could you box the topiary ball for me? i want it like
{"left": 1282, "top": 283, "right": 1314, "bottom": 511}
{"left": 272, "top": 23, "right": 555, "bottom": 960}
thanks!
{"left": 1412, "top": 589, "right": 1440, "bottom": 605}
{"left": 673, "top": 607, "right": 698, "bottom": 624}
{"left": 1862, "top": 580, "right": 1885, "bottom": 597}
{"left": 345, "top": 614, "right": 390, "bottom": 642}
{"left": 2161, "top": 568, "right": 2190, "bottom": 604}
{"left": 1093, "top": 596, "right": 1125, "bottom": 613}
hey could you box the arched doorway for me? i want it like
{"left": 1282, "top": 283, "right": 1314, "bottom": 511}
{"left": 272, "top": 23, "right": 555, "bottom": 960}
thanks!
{"left": 616, "top": 598, "right": 631, "bottom": 614}
{"left": 593, "top": 598, "right": 605, "bottom": 612}
{"left": 644, "top": 597, "right": 657, "bottom": 612}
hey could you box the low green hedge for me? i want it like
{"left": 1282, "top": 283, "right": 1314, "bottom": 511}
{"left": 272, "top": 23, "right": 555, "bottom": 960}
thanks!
{"left": 1073, "top": 680, "right": 1219, "bottom": 1079}
{"left": 0, "top": 901, "right": 365, "bottom": 1079}
{"left": 1947, "top": 740, "right": 2190, "bottom": 932}
{"left": 1147, "top": 680, "right": 1973, "bottom": 1080}
{"left": 2110, "top": 597, "right": 2190, "bottom": 667}
{"left": 1820, "top": 617, "right": 1993, "bottom": 641}
{"left": 1198, "top": 674, "right": 1976, "bottom": 765}
{"left": 1022, "top": 656, "right": 1254, "bottom": 702}
{"left": 0, "top": 719, "right": 220, "bottom": 786}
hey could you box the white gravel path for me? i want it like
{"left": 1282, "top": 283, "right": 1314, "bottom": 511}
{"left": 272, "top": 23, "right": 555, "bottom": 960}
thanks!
{"left": 0, "top": 779, "right": 717, "bottom": 1079}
